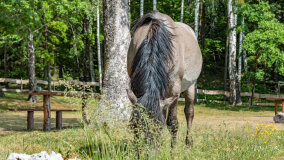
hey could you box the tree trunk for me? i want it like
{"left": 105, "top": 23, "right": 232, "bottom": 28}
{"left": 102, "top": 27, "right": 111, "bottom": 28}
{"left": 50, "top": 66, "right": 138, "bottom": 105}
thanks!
{"left": 103, "top": 0, "right": 131, "bottom": 121}
{"left": 27, "top": 28, "right": 38, "bottom": 102}
{"left": 224, "top": 31, "right": 229, "bottom": 101}
{"left": 4, "top": 44, "right": 8, "bottom": 78}
{"left": 53, "top": 54, "right": 58, "bottom": 79}
{"left": 251, "top": 54, "right": 260, "bottom": 106}
{"left": 44, "top": 28, "right": 51, "bottom": 92}
{"left": 44, "top": 59, "right": 48, "bottom": 80}
{"left": 194, "top": 0, "right": 200, "bottom": 38}
{"left": 70, "top": 25, "right": 81, "bottom": 80}
{"left": 153, "top": 0, "right": 157, "bottom": 11}
{"left": 201, "top": 2, "right": 206, "bottom": 49}
{"left": 140, "top": 0, "right": 144, "bottom": 18}
{"left": 181, "top": 0, "right": 184, "bottom": 22}
{"left": 227, "top": 0, "right": 240, "bottom": 105}
{"left": 0, "top": 47, "right": 5, "bottom": 97}
{"left": 59, "top": 63, "right": 63, "bottom": 78}
{"left": 83, "top": 18, "right": 89, "bottom": 82}
{"left": 3, "top": 44, "right": 9, "bottom": 89}
{"left": 88, "top": 23, "right": 95, "bottom": 86}
{"left": 194, "top": 0, "right": 200, "bottom": 103}
{"left": 97, "top": 5, "right": 103, "bottom": 91}
{"left": 241, "top": 18, "right": 250, "bottom": 92}
{"left": 238, "top": 16, "right": 244, "bottom": 92}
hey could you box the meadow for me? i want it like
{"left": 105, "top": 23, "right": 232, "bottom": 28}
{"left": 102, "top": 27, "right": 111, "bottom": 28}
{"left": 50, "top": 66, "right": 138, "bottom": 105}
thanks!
{"left": 0, "top": 92, "right": 283, "bottom": 160}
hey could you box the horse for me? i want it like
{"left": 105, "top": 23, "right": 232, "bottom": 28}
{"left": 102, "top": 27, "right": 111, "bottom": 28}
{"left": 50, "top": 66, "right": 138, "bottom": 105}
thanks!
{"left": 126, "top": 11, "right": 202, "bottom": 147}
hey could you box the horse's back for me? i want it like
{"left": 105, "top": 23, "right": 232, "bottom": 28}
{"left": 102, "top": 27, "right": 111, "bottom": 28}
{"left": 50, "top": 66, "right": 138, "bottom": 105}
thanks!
{"left": 173, "top": 22, "right": 202, "bottom": 92}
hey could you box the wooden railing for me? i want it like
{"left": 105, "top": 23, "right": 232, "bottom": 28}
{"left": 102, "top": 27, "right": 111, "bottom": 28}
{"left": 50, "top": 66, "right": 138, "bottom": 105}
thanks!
{"left": 1, "top": 78, "right": 283, "bottom": 106}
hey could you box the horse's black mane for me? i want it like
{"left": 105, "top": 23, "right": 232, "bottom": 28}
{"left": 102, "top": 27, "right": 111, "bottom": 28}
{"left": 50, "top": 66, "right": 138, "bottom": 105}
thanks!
{"left": 130, "top": 11, "right": 174, "bottom": 123}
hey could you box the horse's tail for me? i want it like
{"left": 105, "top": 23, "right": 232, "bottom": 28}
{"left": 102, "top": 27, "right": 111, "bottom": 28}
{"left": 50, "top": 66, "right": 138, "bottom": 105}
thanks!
{"left": 130, "top": 12, "right": 174, "bottom": 123}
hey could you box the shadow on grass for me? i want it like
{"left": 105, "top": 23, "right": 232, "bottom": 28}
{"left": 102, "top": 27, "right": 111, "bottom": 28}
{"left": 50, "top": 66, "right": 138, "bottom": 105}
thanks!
{"left": 178, "top": 101, "right": 277, "bottom": 112}
{"left": 0, "top": 112, "right": 81, "bottom": 136}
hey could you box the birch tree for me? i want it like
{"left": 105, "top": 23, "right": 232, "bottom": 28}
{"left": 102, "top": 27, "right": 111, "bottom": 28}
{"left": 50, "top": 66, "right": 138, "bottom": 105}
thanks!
{"left": 194, "top": 0, "right": 200, "bottom": 103}
{"left": 227, "top": 0, "right": 240, "bottom": 105}
{"left": 153, "top": 0, "right": 157, "bottom": 11}
{"left": 103, "top": 0, "right": 131, "bottom": 121}
{"left": 194, "top": 0, "right": 200, "bottom": 38}
{"left": 140, "top": 0, "right": 144, "bottom": 18}
{"left": 27, "top": 29, "right": 38, "bottom": 102}
{"left": 181, "top": 0, "right": 184, "bottom": 22}
{"left": 97, "top": 3, "right": 103, "bottom": 91}
{"left": 238, "top": 16, "right": 244, "bottom": 91}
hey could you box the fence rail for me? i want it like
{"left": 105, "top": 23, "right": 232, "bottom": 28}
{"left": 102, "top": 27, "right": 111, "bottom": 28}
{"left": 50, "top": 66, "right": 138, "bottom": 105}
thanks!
{"left": 1, "top": 78, "right": 283, "bottom": 106}
{"left": 0, "top": 78, "right": 99, "bottom": 87}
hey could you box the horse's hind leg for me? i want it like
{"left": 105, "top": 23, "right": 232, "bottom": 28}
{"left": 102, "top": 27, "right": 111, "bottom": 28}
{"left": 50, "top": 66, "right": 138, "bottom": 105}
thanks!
{"left": 167, "top": 97, "right": 179, "bottom": 147}
{"left": 184, "top": 82, "right": 195, "bottom": 147}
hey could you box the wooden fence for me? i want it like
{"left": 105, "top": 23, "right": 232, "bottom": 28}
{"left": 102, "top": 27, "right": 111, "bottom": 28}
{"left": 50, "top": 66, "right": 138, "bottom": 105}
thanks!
{"left": 1, "top": 78, "right": 283, "bottom": 106}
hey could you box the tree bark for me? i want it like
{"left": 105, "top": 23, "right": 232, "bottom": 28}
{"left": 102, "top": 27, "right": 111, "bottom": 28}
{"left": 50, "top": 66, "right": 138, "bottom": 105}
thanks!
{"left": 181, "top": 0, "right": 184, "bottom": 22}
{"left": 224, "top": 31, "right": 229, "bottom": 101}
{"left": 53, "top": 54, "right": 58, "bottom": 79}
{"left": 153, "top": 0, "right": 157, "bottom": 11}
{"left": 227, "top": 0, "right": 240, "bottom": 105}
{"left": 3, "top": 44, "right": 9, "bottom": 89}
{"left": 194, "top": 0, "right": 200, "bottom": 103}
{"left": 103, "top": 0, "right": 131, "bottom": 121}
{"left": 70, "top": 25, "right": 81, "bottom": 80}
{"left": 194, "top": 0, "right": 200, "bottom": 38}
{"left": 4, "top": 44, "right": 8, "bottom": 78}
{"left": 140, "top": 0, "right": 144, "bottom": 18}
{"left": 27, "top": 28, "right": 38, "bottom": 102}
{"left": 83, "top": 17, "right": 89, "bottom": 82}
{"left": 238, "top": 16, "right": 244, "bottom": 93}
{"left": 97, "top": 5, "right": 103, "bottom": 91}
{"left": 201, "top": 2, "right": 206, "bottom": 49}
{"left": 88, "top": 23, "right": 95, "bottom": 86}
{"left": 0, "top": 46, "right": 5, "bottom": 97}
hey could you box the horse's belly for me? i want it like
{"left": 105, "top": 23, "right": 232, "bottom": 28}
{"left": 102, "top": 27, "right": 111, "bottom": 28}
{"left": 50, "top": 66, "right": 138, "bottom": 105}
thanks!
{"left": 180, "top": 59, "right": 202, "bottom": 92}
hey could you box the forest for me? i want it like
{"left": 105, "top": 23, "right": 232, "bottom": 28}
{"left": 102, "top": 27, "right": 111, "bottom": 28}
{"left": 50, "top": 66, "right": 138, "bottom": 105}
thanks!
{"left": 0, "top": 0, "right": 283, "bottom": 103}
{"left": 0, "top": 0, "right": 284, "bottom": 159}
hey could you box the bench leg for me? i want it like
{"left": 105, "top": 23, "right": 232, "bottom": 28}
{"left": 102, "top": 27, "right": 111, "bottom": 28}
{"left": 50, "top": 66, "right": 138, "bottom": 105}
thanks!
{"left": 282, "top": 101, "right": 284, "bottom": 113}
{"left": 27, "top": 111, "right": 34, "bottom": 130}
{"left": 43, "top": 95, "right": 51, "bottom": 131}
{"left": 56, "top": 111, "right": 62, "bottom": 129}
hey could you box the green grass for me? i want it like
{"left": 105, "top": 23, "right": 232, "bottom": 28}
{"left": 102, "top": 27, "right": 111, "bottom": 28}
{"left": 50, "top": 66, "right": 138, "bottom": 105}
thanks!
{"left": 0, "top": 92, "right": 284, "bottom": 159}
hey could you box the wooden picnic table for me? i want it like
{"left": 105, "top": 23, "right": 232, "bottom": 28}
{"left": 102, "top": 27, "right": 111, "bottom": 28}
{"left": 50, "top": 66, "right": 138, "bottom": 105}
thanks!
{"left": 267, "top": 98, "right": 284, "bottom": 115}
{"left": 22, "top": 91, "right": 100, "bottom": 131}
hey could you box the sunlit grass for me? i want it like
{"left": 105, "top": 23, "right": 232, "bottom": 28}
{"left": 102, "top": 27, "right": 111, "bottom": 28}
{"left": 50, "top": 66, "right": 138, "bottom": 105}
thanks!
{"left": 0, "top": 92, "right": 284, "bottom": 159}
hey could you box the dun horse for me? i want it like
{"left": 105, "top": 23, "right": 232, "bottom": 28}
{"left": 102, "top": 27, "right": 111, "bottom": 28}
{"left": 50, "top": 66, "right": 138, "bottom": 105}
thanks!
{"left": 127, "top": 11, "right": 202, "bottom": 147}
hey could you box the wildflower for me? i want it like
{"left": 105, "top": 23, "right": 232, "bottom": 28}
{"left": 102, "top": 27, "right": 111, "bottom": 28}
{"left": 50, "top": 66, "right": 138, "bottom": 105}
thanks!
{"left": 248, "top": 121, "right": 251, "bottom": 123}
{"left": 255, "top": 132, "right": 258, "bottom": 135}
{"left": 252, "top": 134, "right": 255, "bottom": 137}
{"left": 244, "top": 118, "right": 248, "bottom": 121}
{"left": 264, "top": 141, "right": 267, "bottom": 144}
{"left": 261, "top": 123, "right": 265, "bottom": 126}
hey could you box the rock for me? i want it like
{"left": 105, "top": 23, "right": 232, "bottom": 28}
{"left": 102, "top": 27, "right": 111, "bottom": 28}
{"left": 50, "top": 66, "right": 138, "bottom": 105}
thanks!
{"left": 273, "top": 113, "right": 284, "bottom": 123}
{"left": 8, "top": 151, "right": 63, "bottom": 160}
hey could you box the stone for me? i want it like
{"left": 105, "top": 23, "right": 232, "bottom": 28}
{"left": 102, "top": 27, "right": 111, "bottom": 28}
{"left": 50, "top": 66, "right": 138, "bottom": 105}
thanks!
{"left": 8, "top": 151, "right": 63, "bottom": 160}
{"left": 273, "top": 113, "right": 284, "bottom": 123}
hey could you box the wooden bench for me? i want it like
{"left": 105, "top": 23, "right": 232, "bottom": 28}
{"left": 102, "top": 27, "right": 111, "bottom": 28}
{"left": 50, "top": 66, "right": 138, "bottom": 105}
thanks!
{"left": 9, "top": 109, "right": 79, "bottom": 130}
{"left": 267, "top": 98, "right": 284, "bottom": 115}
